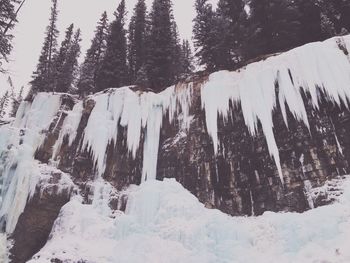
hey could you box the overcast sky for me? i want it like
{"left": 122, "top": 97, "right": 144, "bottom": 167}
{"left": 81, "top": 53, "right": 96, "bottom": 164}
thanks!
{"left": 0, "top": 0, "right": 218, "bottom": 96}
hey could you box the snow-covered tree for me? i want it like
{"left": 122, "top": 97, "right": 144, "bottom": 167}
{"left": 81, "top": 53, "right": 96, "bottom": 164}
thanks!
{"left": 10, "top": 86, "right": 24, "bottom": 117}
{"left": 0, "top": 90, "right": 10, "bottom": 118}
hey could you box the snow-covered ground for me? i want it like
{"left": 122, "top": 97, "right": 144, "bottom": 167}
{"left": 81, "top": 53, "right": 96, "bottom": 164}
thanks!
{"left": 30, "top": 176, "right": 350, "bottom": 263}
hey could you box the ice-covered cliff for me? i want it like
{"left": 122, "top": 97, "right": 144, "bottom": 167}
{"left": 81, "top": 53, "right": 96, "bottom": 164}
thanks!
{"left": 1, "top": 35, "right": 350, "bottom": 262}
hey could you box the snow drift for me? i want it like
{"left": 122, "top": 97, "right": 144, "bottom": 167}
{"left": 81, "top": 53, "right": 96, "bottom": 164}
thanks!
{"left": 30, "top": 177, "right": 350, "bottom": 263}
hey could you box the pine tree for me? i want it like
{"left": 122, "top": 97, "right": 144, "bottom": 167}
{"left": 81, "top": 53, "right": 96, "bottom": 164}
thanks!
{"left": 0, "top": 91, "right": 10, "bottom": 118}
{"left": 56, "top": 29, "right": 82, "bottom": 93}
{"left": 193, "top": 0, "right": 217, "bottom": 71}
{"left": 78, "top": 11, "right": 109, "bottom": 96}
{"left": 30, "top": 0, "right": 59, "bottom": 94}
{"left": 128, "top": 0, "right": 148, "bottom": 83}
{"left": 10, "top": 86, "right": 24, "bottom": 117}
{"left": 96, "top": 0, "right": 129, "bottom": 91}
{"left": 215, "top": 0, "right": 246, "bottom": 69}
{"left": 246, "top": 0, "right": 301, "bottom": 60}
{"left": 296, "top": 0, "right": 323, "bottom": 44}
{"left": 146, "top": 0, "right": 179, "bottom": 91}
{"left": 0, "top": 0, "right": 23, "bottom": 70}
{"left": 179, "top": 40, "right": 194, "bottom": 77}
{"left": 170, "top": 21, "right": 184, "bottom": 81}
{"left": 53, "top": 23, "right": 74, "bottom": 92}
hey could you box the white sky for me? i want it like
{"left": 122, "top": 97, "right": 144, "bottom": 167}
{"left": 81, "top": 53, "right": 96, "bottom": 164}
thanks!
{"left": 0, "top": 0, "right": 218, "bottom": 96}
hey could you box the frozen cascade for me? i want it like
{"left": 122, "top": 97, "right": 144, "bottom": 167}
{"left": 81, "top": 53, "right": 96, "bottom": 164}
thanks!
{"left": 201, "top": 35, "right": 350, "bottom": 182}
{"left": 0, "top": 93, "right": 62, "bottom": 234}
{"left": 52, "top": 101, "right": 84, "bottom": 159}
{"left": 80, "top": 85, "right": 192, "bottom": 181}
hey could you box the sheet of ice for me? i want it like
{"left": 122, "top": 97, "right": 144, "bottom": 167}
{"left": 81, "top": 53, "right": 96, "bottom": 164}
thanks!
{"left": 0, "top": 93, "right": 61, "bottom": 234}
{"left": 52, "top": 101, "right": 83, "bottom": 159}
{"left": 81, "top": 85, "right": 192, "bottom": 181}
{"left": 30, "top": 176, "right": 350, "bottom": 263}
{"left": 201, "top": 35, "right": 350, "bottom": 182}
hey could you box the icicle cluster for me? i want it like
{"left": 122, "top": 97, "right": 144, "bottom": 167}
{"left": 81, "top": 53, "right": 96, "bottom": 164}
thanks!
{"left": 80, "top": 85, "right": 193, "bottom": 181}
{"left": 201, "top": 36, "right": 350, "bottom": 182}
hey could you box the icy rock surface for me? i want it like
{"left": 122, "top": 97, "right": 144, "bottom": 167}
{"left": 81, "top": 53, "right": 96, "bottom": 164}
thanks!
{"left": 201, "top": 36, "right": 350, "bottom": 181}
{"left": 80, "top": 85, "right": 192, "bottom": 181}
{"left": 30, "top": 177, "right": 350, "bottom": 263}
{"left": 0, "top": 93, "right": 61, "bottom": 233}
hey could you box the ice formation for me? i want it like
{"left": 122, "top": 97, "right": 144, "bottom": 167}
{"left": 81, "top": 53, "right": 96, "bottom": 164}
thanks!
{"left": 0, "top": 93, "right": 62, "bottom": 233}
{"left": 201, "top": 35, "right": 350, "bottom": 182}
{"left": 80, "top": 85, "right": 192, "bottom": 181}
{"left": 52, "top": 101, "right": 83, "bottom": 159}
{"left": 29, "top": 177, "right": 350, "bottom": 263}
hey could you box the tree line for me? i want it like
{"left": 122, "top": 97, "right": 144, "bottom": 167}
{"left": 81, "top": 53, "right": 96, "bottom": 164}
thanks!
{"left": 29, "top": 0, "right": 194, "bottom": 97}
{"left": 194, "top": 0, "right": 350, "bottom": 72}
{"left": 20, "top": 0, "right": 350, "bottom": 99}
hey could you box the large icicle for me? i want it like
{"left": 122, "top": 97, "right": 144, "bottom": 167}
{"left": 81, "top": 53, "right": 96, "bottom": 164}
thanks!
{"left": 81, "top": 85, "right": 192, "bottom": 181}
{"left": 201, "top": 36, "right": 350, "bottom": 182}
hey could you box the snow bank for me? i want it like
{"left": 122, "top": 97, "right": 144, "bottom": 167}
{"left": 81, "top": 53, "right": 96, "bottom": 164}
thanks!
{"left": 30, "top": 176, "right": 350, "bottom": 263}
{"left": 0, "top": 93, "right": 61, "bottom": 233}
{"left": 201, "top": 35, "right": 350, "bottom": 182}
{"left": 80, "top": 85, "right": 192, "bottom": 181}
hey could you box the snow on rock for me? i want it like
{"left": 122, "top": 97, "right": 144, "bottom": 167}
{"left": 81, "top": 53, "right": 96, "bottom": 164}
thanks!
{"left": 30, "top": 176, "right": 350, "bottom": 263}
{"left": 79, "top": 85, "right": 192, "bottom": 181}
{"left": 0, "top": 93, "right": 61, "bottom": 234}
{"left": 201, "top": 35, "right": 350, "bottom": 182}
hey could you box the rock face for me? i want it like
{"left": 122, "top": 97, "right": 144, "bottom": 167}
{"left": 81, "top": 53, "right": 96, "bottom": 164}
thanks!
{"left": 1, "top": 35, "right": 350, "bottom": 262}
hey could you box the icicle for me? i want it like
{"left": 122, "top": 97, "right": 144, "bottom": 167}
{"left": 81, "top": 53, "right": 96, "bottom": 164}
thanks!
{"left": 82, "top": 85, "right": 191, "bottom": 181}
{"left": 53, "top": 101, "right": 84, "bottom": 159}
{"left": 201, "top": 36, "right": 350, "bottom": 183}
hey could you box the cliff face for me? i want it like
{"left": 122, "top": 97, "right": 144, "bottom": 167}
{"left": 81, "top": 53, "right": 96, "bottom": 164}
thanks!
{"left": 1, "top": 35, "right": 350, "bottom": 262}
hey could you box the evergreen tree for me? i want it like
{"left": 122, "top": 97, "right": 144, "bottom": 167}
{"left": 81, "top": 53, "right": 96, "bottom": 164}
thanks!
{"left": 56, "top": 29, "right": 82, "bottom": 93}
{"left": 193, "top": 0, "right": 217, "bottom": 71}
{"left": 128, "top": 0, "right": 148, "bottom": 83}
{"left": 30, "top": 0, "right": 59, "bottom": 94}
{"left": 10, "top": 86, "right": 24, "bottom": 117}
{"left": 246, "top": 0, "right": 301, "bottom": 60}
{"left": 96, "top": 0, "right": 128, "bottom": 91}
{"left": 0, "top": 91, "right": 10, "bottom": 118}
{"left": 179, "top": 40, "right": 194, "bottom": 77}
{"left": 146, "top": 0, "right": 179, "bottom": 91}
{"left": 53, "top": 23, "right": 74, "bottom": 92}
{"left": 215, "top": 0, "right": 246, "bottom": 69}
{"left": 0, "top": 0, "right": 23, "bottom": 70}
{"left": 170, "top": 21, "right": 184, "bottom": 81}
{"left": 78, "top": 11, "right": 109, "bottom": 95}
{"left": 297, "top": 0, "right": 323, "bottom": 44}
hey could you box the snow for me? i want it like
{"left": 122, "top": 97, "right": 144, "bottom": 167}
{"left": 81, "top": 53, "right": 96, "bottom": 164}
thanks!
{"left": 30, "top": 176, "right": 350, "bottom": 263}
{"left": 0, "top": 93, "right": 61, "bottom": 234}
{"left": 201, "top": 35, "right": 350, "bottom": 182}
{"left": 80, "top": 85, "right": 192, "bottom": 181}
